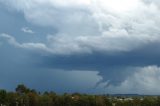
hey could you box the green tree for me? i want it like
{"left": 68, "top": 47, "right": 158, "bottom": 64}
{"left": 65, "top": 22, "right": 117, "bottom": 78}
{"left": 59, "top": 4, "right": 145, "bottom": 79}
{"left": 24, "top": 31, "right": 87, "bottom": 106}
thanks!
{"left": 0, "top": 89, "right": 7, "bottom": 105}
{"left": 27, "top": 92, "right": 38, "bottom": 106}
{"left": 15, "top": 84, "right": 30, "bottom": 94}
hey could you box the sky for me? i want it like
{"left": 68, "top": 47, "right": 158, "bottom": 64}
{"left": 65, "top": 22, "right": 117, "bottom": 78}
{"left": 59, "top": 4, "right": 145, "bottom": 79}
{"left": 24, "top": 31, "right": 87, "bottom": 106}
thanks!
{"left": 0, "top": 0, "right": 160, "bottom": 95}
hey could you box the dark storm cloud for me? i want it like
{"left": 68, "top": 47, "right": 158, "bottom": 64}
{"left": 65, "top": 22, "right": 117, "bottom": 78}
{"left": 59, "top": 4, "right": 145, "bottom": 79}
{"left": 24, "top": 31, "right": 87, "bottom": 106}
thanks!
{"left": 33, "top": 42, "right": 160, "bottom": 86}
{"left": 1, "top": 0, "right": 160, "bottom": 94}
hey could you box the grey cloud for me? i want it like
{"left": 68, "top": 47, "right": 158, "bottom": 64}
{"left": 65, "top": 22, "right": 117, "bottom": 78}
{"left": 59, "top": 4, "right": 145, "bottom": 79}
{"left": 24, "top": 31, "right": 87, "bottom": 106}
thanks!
{"left": 2, "top": 32, "right": 160, "bottom": 89}
{"left": 0, "top": 33, "right": 92, "bottom": 55}
{"left": 1, "top": 0, "right": 160, "bottom": 94}
{"left": 35, "top": 41, "right": 160, "bottom": 88}
{"left": 106, "top": 66, "right": 160, "bottom": 94}
{"left": 1, "top": 0, "right": 160, "bottom": 55}
{"left": 0, "top": 33, "right": 51, "bottom": 53}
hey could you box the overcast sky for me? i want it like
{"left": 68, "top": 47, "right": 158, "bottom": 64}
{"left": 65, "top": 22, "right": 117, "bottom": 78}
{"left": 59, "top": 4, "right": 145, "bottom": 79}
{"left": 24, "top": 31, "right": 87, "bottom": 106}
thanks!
{"left": 1, "top": 0, "right": 160, "bottom": 94}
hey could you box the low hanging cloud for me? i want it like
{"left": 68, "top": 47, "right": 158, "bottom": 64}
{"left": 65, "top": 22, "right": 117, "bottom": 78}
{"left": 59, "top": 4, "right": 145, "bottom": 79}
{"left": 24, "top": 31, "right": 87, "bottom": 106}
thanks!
{"left": 1, "top": 0, "right": 160, "bottom": 55}
{"left": 106, "top": 65, "right": 160, "bottom": 94}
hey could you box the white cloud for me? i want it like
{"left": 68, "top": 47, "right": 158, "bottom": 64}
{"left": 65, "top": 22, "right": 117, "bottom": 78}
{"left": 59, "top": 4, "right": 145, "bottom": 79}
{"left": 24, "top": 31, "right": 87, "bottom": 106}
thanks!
{"left": 0, "top": 33, "right": 51, "bottom": 53}
{"left": 1, "top": 0, "right": 160, "bottom": 55}
{"left": 0, "top": 33, "right": 20, "bottom": 47}
{"left": 21, "top": 27, "right": 34, "bottom": 34}
{"left": 0, "top": 33, "right": 89, "bottom": 55}
{"left": 106, "top": 66, "right": 160, "bottom": 94}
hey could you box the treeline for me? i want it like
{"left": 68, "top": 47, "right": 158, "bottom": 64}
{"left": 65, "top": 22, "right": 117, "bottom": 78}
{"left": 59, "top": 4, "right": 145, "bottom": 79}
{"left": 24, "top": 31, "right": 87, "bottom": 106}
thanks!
{"left": 0, "top": 84, "right": 112, "bottom": 106}
{"left": 1, "top": 84, "right": 160, "bottom": 106}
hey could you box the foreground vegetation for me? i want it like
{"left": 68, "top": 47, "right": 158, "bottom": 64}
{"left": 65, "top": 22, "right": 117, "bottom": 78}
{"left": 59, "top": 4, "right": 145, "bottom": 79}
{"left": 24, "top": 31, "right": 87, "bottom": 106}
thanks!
{"left": 1, "top": 85, "right": 160, "bottom": 106}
